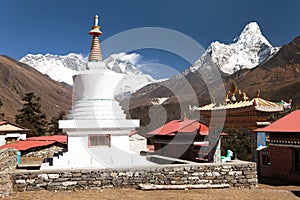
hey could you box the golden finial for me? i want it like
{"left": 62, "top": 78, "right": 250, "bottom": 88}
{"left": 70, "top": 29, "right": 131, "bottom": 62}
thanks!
{"left": 225, "top": 91, "right": 230, "bottom": 104}
{"left": 94, "top": 15, "right": 99, "bottom": 26}
{"left": 230, "top": 82, "right": 238, "bottom": 95}
{"left": 242, "top": 92, "right": 248, "bottom": 101}
{"left": 256, "top": 90, "right": 260, "bottom": 98}
{"left": 88, "top": 15, "right": 103, "bottom": 62}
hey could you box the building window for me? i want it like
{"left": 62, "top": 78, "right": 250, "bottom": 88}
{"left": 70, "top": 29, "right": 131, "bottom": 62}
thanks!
{"left": 89, "top": 135, "right": 111, "bottom": 147}
{"left": 295, "top": 148, "right": 300, "bottom": 172}
{"left": 5, "top": 137, "right": 17, "bottom": 144}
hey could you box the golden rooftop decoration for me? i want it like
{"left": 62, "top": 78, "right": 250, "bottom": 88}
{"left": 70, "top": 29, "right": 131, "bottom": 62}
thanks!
{"left": 196, "top": 97, "right": 283, "bottom": 112}
{"left": 195, "top": 82, "right": 284, "bottom": 112}
{"left": 226, "top": 83, "right": 249, "bottom": 103}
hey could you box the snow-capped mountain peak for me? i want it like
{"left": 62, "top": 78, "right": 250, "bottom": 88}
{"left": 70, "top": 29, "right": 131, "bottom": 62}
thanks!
{"left": 235, "top": 22, "right": 266, "bottom": 42}
{"left": 235, "top": 21, "right": 272, "bottom": 48}
{"left": 189, "top": 22, "right": 280, "bottom": 75}
{"left": 105, "top": 53, "right": 140, "bottom": 74}
{"left": 20, "top": 53, "right": 85, "bottom": 85}
{"left": 20, "top": 52, "right": 158, "bottom": 96}
{"left": 104, "top": 53, "right": 157, "bottom": 95}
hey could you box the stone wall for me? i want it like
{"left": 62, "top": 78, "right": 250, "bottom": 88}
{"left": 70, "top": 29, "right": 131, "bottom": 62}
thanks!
{"left": 129, "top": 134, "right": 148, "bottom": 153}
{"left": 0, "top": 148, "right": 18, "bottom": 198}
{"left": 0, "top": 173, "right": 13, "bottom": 197}
{"left": 0, "top": 148, "right": 18, "bottom": 171}
{"left": 9, "top": 160, "right": 257, "bottom": 192}
{"left": 23, "top": 145, "right": 64, "bottom": 159}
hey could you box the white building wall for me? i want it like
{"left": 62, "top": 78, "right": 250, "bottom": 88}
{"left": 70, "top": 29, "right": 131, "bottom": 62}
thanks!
{"left": 19, "top": 134, "right": 26, "bottom": 140}
{"left": 0, "top": 133, "right": 27, "bottom": 146}
{"left": 129, "top": 134, "right": 148, "bottom": 153}
{"left": 111, "top": 135, "right": 131, "bottom": 153}
{"left": 46, "top": 61, "right": 155, "bottom": 169}
{"left": 0, "top": 135, "right": 6, "bottom": 146}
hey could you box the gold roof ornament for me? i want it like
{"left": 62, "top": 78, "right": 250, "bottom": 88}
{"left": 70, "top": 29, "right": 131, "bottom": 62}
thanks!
{"left": 225, "top": 91, "right": 230, "bottom": 104}
{"left": 256, "top": 90, "right": 261, "bottom": 98}
{"left": 195, "top": 83, "right": 283, "bottom": 112}
{"left": 230, "top": 83, "right": 238, "bottom": 102}
{"left": 242, "top": 92, "right": 249, "bottom": 101}
{"left": 195, "top": 97, "right": 284, "bottom": 112}
{"left": 231, "top": 94, "right": 236, "bottom": 102}
{"left": 230, "top": 82, "right": 238, "bottom": 95}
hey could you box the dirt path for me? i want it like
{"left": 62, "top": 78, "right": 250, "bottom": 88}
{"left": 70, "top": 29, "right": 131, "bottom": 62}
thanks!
{"left": 7, "top": 184, "right": 300, "bottom": 200}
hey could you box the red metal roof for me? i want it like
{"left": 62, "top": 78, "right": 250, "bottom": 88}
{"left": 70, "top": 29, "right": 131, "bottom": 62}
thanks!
{"left": 147, "top": 119, "right": 209, "bottom": 136}
{"left": 255, "top": 110, "right": 300, "bottom": 133}
{"left": 26, "top": 135, "right": 67, "bottom": 144}
{"left": 129, "top": 130, "right": 137, "bottom": 137}
{"left": 0, "top": 121, "right": 7, "bottom": 126}
{"left": 147, "top": 145, "right": 154, "bottom": 152}
{"left": 0, "top": 135, "right": 67, "bottom": 151}
{"left": 220, "top": 132, "right": 228, "bottom": 136}
{"left": 0, "top": 140, "right": 56, "bottom": 151}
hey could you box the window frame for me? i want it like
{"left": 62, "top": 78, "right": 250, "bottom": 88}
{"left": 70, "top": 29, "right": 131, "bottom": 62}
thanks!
{"left": 88, "top": 134, "right": 111, "bottom": 147}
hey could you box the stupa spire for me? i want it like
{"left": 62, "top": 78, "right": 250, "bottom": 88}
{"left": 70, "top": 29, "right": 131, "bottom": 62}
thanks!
{"left": 88, "top": 15, "right": 103, "bottom": 62}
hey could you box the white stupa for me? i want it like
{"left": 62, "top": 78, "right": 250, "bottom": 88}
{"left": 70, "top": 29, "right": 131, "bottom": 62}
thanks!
{"left": 42, "top": 15, "right": 154, "bottom": 169}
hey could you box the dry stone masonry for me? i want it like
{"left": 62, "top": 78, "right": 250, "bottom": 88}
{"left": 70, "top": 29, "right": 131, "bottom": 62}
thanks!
{"left": 23, "top": 146, "right": 64, "bottom": 159}
{"left": 0, "top": 148, "right": 18, "bottom": 171}
{"left": 10, "top": 160, "right": 257, "bottom": 192}
{"left": 0, "top": 149, "right": 18, "bottom": 198}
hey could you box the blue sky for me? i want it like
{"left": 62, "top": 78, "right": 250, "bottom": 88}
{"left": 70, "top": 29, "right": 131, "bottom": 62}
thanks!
{"left": 0, "top": 0, "right": 299, "bottom": 78}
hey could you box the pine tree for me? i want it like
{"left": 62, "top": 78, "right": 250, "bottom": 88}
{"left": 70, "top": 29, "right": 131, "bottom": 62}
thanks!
{"left": 0, "top": 99, "right": 3, "bottom": 120}
{"left": 221, "top": 128, "right": 252, "bottom": 161}
{"left": 48, "top": 111, "right": 66, "bottom": 135}
{"left": 15, "top": 92, "right": 47, "bottom": 137}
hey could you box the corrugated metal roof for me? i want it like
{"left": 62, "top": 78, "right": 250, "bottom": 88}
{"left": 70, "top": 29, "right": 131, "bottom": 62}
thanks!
{"left": 195, "top": 98, "right": 283, "bottom": 112}
{"left": 0, "top": 121, "right": 6, "bottom": 126}
{"left": 129, "top": 130, "right": 137, "bottom": 137}
{"left": 26, "top": 135, "right": 67, "bottom": 144}
{"left": 147, "top": 119, "right": 209, "bottom": 136}
{"left": 0, "top": 135, "right": 67, "bottom": 151}
{"left": 255, "top": 110, "right": 300, "bottom": 133}
{"left": 0, "top": 140, "right": 55, "bottom": 151}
